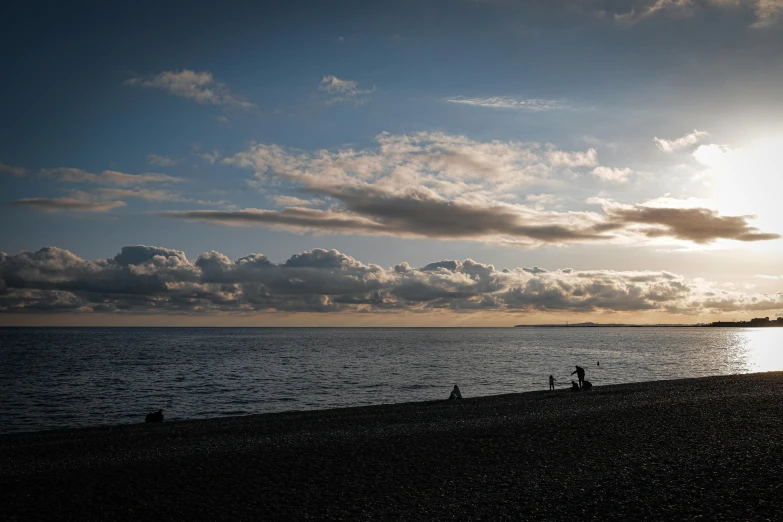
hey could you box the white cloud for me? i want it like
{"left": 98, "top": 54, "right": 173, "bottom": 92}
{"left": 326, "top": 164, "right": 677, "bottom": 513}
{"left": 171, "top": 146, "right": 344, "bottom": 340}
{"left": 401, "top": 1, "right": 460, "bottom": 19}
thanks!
{"left": 525, "top": 193, "right": 560, "bottom": 204}
{"left": 319, "top": 75, "right": 374, "bottom": 104}
{"left": 169, "top": 133, "right": 777, "bottom": 246}
{"left": 654, "top": 130, "right": 708, "bottom": 152}
{"left": 125, "top": 70, "right": 255, "bottom": 109}
{"left": 443, "top": 96, "right": 568, "bottom": 111}
{"left": 692, "top": 143, "right": 735, "bottom": 168}
{"left": 547, "top": 148, "right": 598, "bottom": 167}
{"left": 272, "top": 195, "right": 318, "bottom": 207}
{"left": 592, "top": 166, "right": 633, "bottom": 182}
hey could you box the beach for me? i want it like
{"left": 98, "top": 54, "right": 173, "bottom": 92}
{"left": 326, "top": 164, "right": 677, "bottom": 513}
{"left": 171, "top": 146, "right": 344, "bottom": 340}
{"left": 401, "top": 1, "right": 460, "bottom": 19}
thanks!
{"left": 2, "top": 372, "right": 782, "bottom": 520}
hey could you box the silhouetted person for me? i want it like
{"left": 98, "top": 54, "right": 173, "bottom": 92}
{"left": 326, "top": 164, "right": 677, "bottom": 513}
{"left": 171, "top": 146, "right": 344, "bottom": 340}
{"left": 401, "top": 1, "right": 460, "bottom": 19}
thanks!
{"left": 549, "top": 375, "right": 556, "bottom": 391}
{"left": 145, "top": 409, "right": 164, "bottom": 423}
{"left": 582, "top": 380, "right": 593, "bottom": 391}
{"left": 449, "top": 385, "right": 462, "bottom": 400}
{"left": 571, "top": 365, "right": 585, "bottom": 388}
{"left": 597, "top": 361, "right": 600, "bottom": 366}
{"left": 571, "top": 380, "right": 580, "bottom": 392}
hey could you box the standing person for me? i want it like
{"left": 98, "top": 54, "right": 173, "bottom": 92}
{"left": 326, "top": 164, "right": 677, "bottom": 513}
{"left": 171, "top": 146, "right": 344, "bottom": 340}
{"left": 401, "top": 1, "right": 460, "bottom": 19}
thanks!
{"left": 549, "top": 375, "right": 556, "bottom": 391}
{"left": 571, "top": 365, "right": 585, "bottom": 388}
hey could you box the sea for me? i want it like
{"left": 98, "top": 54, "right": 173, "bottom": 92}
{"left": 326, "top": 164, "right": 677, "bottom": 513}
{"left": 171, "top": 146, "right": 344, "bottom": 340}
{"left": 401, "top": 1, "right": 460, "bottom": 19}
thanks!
{"left": 1, "top": 327, "right": 782, "bottom": 434}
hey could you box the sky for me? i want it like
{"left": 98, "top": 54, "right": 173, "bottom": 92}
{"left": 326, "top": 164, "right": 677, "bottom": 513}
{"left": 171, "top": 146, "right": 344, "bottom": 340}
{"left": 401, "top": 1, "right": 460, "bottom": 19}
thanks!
{"left": 2, "top": 0, "right": 783, "bottom": 326}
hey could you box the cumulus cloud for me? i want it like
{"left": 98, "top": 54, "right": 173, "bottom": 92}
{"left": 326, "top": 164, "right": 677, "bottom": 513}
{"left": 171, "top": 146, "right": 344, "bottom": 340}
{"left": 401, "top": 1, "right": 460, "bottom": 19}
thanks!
{"left": 654, "top": 129, "right": 709, "bottom": 152}
{"left": 125, "top": 69, "right": 255, "bottom": 108}
{"left": 2, "top": 245, "right": 781, "bottom": 317}
{"left": 42, "top": 168, "right": 183, "bottom": 186}
{"left": 11, "top": 198, "right": 126, "bottom": 212}
{"left": 159, "top": 132, "right": 778, "bottom": 246}
{"left": 443, "top": 96, "right": 568, "bottom": 111}
{"left": 319, "top": 75, "right": 374, "bottom": 104}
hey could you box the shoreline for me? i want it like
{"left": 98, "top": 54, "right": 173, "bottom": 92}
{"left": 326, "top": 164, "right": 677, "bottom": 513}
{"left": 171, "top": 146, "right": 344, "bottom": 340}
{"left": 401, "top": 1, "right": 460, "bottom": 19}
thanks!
{"left": 0, "top": 372, "right": 773, "bottom": 437}
{"left": 3, "top": 372, "right": 782, "bottom": 520}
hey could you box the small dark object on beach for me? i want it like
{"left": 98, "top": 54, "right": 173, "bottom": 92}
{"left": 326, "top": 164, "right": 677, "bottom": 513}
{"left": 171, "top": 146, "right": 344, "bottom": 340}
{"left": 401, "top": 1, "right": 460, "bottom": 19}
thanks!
{"left": 582, "top": 380, "right": 593, "bottom": 391}
{"left": 571, "top": 381, "right": 580, "bottom": 392}
{"left": 449, "top": 385, "right": 462, "bottom": 400}
{"left": 145, "top": 409, "right": 164, "bottom": 423}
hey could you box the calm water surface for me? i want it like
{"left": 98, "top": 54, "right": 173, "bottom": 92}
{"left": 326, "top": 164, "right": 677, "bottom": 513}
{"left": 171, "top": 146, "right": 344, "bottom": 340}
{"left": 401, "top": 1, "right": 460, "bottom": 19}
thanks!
{"left": 1, "top": 327, "right": 781, "bottom": 433}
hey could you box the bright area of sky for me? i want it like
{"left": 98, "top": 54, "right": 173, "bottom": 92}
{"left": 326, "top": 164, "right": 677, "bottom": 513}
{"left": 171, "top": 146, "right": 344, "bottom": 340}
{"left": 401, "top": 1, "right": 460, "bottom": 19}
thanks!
{"left": 1, "top": 0, "right": 783, "bottom": 326}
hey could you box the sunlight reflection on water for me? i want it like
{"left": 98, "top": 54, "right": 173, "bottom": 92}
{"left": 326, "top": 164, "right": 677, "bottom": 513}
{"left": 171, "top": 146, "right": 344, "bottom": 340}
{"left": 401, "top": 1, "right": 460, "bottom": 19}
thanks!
{"left": 739, "top": 329, "right": 783, "bottom": 372}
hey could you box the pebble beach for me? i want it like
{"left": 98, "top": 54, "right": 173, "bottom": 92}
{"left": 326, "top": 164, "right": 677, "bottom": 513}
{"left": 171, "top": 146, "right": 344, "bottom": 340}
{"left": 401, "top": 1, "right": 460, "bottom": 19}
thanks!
{"left": 2, "top": 372, "right": 782, "bottom": 520}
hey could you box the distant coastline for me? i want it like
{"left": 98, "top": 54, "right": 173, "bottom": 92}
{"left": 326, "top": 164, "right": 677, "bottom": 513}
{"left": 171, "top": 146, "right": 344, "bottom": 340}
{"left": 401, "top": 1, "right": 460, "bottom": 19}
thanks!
{"left": 515, "top": 317, "right": 783, "bottom": 328}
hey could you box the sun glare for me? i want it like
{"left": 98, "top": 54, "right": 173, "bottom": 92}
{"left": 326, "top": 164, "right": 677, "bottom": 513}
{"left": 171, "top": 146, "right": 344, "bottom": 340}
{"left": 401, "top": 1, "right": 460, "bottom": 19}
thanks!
{"left": 703, "top": 136, "right": 783, "bottom": 233}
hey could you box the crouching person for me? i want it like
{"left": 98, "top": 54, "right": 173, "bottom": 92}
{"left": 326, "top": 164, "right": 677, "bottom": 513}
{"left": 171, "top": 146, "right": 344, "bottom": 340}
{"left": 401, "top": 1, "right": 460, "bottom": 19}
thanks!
{"left": 449, "top": 385, "right": 463, "bottom": 400}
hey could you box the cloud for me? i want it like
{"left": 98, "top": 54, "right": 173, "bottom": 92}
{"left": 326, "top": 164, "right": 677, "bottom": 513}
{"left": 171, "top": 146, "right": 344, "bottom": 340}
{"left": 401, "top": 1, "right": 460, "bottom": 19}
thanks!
{"left": 654, "top": 130, "right": 709, "bottom": 152}
{"left": 125, "top": 70, "right": 255, "bottom": 108}
{"left": 162, "top": 132, "right": 777, "bottom": 246}
{"left": 525, "top": 194, "right": 560, "bottom": 205}
{"left": 67, "top": 188, "right": 181, "bottom": 202}
{"left": 42, "top": 168, "right": 183, "bottom": 186}
{"left": 592, "top": 166, "right": 633, "bottom": 182}
{"left": 272, "top": 195, "right": 318, "bottom": 207}
{"left": 691, "top": 143, "right": 735, "bottom": 168}
{"left": 443, "top": 96, "right": 568, "bottom": 111}
{"left": 147, "top": 154, "right": 179, "bottom": 166}
{"left": 546, "top": 148, "right": 598, "bottom": 167}
{"left": 752, "top": 0, "right": 783, "bottom": 27}
{"left": 319, "top": 75, "right": 374, "bottom": 104}
{"left": 162, "top": 202, "right": 612, "bottom": 244}
{"left": 609, "top": 0, "right": 782, "bottom": 27}
{"left": 604, "top": 204, "right": 781, "bottom": 243}
{"left": 2, "top": 245, "right": 781, "bottom": 317}
{"left": 11, "top": 198, "right": 126, "bottom": 212}
{"left": 0, "top": 162, "right": 25, "bottom": 177}
{"left": 198, "top": 151, "right": 221, "bottom": 165}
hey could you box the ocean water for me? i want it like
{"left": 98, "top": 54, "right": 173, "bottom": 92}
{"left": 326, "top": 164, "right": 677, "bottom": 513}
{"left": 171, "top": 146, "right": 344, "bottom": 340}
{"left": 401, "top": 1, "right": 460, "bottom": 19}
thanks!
{"left": 1, "top": 327, "right": 782, "bottom": 434}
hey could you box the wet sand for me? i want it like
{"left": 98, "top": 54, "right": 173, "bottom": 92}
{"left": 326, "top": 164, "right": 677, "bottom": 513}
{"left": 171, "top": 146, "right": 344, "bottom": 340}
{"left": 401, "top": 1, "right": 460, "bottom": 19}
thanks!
{"left": 2, "top": 372, "right": 782, "bottom": 520}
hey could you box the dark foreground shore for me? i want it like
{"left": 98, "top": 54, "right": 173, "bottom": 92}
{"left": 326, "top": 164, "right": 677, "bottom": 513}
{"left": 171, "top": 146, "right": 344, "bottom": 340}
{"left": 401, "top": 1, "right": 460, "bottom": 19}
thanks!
{"left": 2, "top": 373, "right": 782, "bottom": 520}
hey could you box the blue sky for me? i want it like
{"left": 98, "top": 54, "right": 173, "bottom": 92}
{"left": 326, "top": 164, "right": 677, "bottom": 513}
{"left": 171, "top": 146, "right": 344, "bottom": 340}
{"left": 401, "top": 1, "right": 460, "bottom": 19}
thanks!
{"left": 2, "top": 0, "right": 783, "bottom": 325}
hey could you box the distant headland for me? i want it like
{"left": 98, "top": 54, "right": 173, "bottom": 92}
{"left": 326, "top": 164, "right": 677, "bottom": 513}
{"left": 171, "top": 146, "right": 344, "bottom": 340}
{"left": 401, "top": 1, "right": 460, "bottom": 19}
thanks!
{"left": 515, "top": 317, "right": 783, "bottom": 328}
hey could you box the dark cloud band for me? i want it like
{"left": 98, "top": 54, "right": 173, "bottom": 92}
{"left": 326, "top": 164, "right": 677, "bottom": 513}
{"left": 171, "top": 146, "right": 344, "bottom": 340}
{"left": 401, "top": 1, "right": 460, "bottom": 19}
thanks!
{"left": 1, "top": 245, "right": 780, "bottom": 316}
